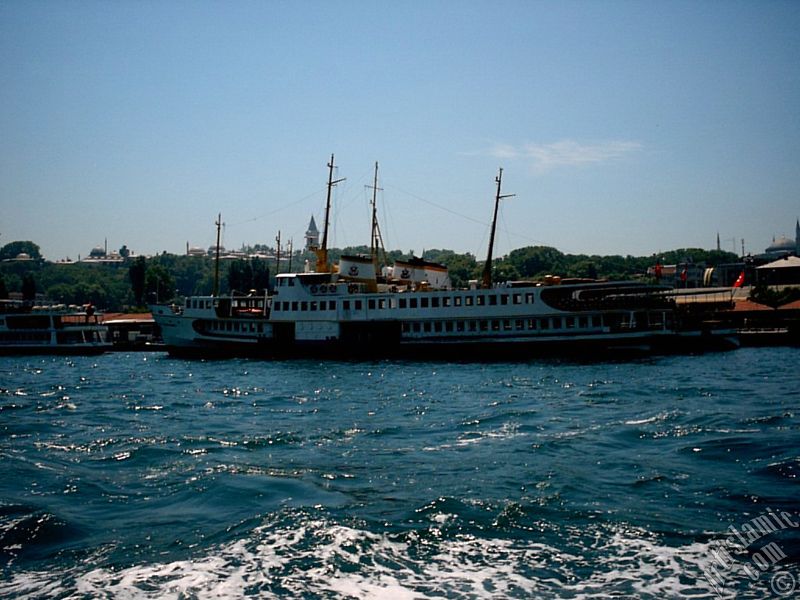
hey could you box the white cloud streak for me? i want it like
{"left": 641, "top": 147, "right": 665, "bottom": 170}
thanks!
{"left": 486, "top": 139, "right": 643, "bottom": 173}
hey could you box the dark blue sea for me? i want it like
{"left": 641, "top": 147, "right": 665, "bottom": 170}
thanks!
{"left": 1, "top": 348, "right": 799, "bottom": 599}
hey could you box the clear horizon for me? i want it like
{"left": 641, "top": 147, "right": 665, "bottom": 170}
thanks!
{"left": 2, "top": 1, "right": 799, "bottom": 261}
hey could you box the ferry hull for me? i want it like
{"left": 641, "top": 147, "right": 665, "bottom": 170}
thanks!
{"left": 153, "top": 305, "right": 275, "bottom": 359}
{"left": 156, "top": 321, "right": 736, "bottom": 360}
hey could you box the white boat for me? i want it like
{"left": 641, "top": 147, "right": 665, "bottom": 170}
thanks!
{"left": 151, "top": 293, "right": 273, "bottom": 357}
{"left": 0, "top": 300, "right": 111, "bottom": 355}
{"left": 154, "top": 271, "right": 739, "bottom": 359}
{"left": 151, "top": 159, "right": 738, "bottom": 358}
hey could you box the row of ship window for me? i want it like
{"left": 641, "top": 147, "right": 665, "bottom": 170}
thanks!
{"left": 272, "top": 292, "right": 536, "bottom": 314}
{"left": 206, "top": 321, "right": 266, "bottom": 333}
{"left": 0, "top": 331, "right": 52, "bottom": 343}
{"left": 0, "top": 331, "right": 101, "bottom": 344}
{"left": 402, "top": 315, "right": 604, "bottom": 335}
{"left": 187, "top": 299, "right": 213, "bottom": 309}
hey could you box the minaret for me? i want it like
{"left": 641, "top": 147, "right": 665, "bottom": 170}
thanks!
{"left": 795, "top": 218, "right": 799, "bottom": 256}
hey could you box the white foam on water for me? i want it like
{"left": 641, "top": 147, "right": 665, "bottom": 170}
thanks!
{"left": 0, "top": 518, "right": 772, "bottom": 599}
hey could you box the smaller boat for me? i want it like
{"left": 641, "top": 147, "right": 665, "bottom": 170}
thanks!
{"left": 151, "top": 292, "right": 273, "bottom": 358}
{"left": 0, "top": 300, "right": 111, "bottom": 355}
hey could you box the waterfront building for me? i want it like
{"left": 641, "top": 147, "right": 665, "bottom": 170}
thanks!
{"left": 756, "top": 255, "right": 800, "bottom": 286}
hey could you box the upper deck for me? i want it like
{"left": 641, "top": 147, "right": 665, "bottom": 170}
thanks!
{"left": 271, "top": 273, "right": 671, "bottom": 323}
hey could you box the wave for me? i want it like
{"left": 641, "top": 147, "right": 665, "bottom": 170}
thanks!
{"left": 1, "top": 508, "right": 778, "bottom": 599}
{"left": 0, "top": 504, "right": 82, "bottom": 565}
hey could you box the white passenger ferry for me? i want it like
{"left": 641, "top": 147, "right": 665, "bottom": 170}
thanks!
{"left": 0, "top": 300, "right": 111, "bottom": 355}
{"left": 153, "top": 265, "right": 738, "bottom": 359}
{"left": 151, "top": 159, "right": 738, "bottom": 358}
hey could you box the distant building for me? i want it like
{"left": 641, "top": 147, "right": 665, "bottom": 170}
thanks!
{"left": 764, "top": 219, "right": 800, "bottom": 257}
{"left": 81, "top": 241, "right": 125, "bottom": 264}
{"left": 4, "top": 252, "right": 35, "bottom": 263}
{"left": 305, "top": 215, "right": 319, "bottom": 250}
{"left": 186, "top": 243, "right": 206, "bottom": 257}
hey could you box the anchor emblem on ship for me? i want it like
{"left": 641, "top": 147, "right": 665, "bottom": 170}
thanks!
{"left": 349, "top": 265, "right": 359, "bottom": 277}
{"left": 400, "top": 268, "right": 411, "bottom": 279}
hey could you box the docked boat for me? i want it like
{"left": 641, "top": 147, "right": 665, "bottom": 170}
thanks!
{"left": 151, "top": 293, "right": 272, "bottom": 357}
{"left": 0, "top": 300, "right": 111, "bottom": 355}
{"left": 154, "top": 272, "right": 737, "bottom": 359}
{"left": 151, "top": 159, "right": 738, "bottom": 358}
{"left": 270, "top": 274, "right": 688, "bottom": 357}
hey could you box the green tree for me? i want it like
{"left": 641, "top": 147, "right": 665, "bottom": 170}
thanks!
{"left": 145, "top": 264, "right": 175, "bottom": 303}
{"left": 46, "top": 283, "right": 76, "bottom": 304}
{"left": 507, "top": 246, "right": 566, "bottom": 278}
{"left": 21, "top": 273, "right": 37, "bottom": 301}
{"left": 425, "top": 250, "right": 478, "bottom": 288}
{"left": 251, "top": 258, "right": 270, "bottom": 293}
{"left": 227, "top": 258, "right": 271, "bottom": 294}
{"left": 657, "top": 248, "right": 738, "bottom": 267}
{"left": 171, "top": 256, "right": 213, "bottom": 296}
{"left": 0, "top": 241, "right": 42, "bottom": 261}
{"left": 491, "top": 258, "right": 520, "bottom": 282}
{"left": 129, "top": 257, "right": 147, "bottom": 305}
{"left": 227, "top": 260, "right": 244, "bottom": 293}
{"left": 559, "top": 257, "right": 593, "bottom": 279}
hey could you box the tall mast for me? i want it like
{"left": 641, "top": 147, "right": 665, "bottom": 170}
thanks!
{"left": 370, "top": 162, "right": 379, "bottom": 259}
{"left": 275, "top": 230, "right": 281, "bottom": 275}
{"left": 481, "top": 168, "right": 514, "bottom": 289}
{"left": 367, "top": 161, "right": 387, "bottom": 269}
{"left": 213, "top": 213, "right": 222, "bottom": 296}
{"left": 316, "top": 154, "right": 345, "bottom": 272}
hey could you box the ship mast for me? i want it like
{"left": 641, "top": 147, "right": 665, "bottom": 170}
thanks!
{"left": 275, "top": 230, "right": 281, "bottom": 275}
{"left": 481, "top": 168, "right": 514, "bottom": 289}
{"left": 213, "top": 213, "right": 222, "bottom": 296}
{"left": 316, "top": 154, "right": 345, "bottom": 272}
{"left": 368, "top": 161, "right": 388, "bottom": 271}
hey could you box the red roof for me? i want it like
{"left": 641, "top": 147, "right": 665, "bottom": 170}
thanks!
{"left": 779, "top": 299, "right": 800, "bottom": 310}
{"left": 728, "top": 299, "right": 775, "bottom": 312}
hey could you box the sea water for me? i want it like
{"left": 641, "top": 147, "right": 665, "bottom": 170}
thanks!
{"left": 1, "top": 348, "right": 798, "bottom": 599}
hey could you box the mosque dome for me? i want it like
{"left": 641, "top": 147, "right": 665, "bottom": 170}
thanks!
{"left": 765, "top": 236, "right": 796, "bottom": 254}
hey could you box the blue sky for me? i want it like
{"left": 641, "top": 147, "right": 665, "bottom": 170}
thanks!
{"left": 1, "top": 0, "right": 799, "bottom": 261}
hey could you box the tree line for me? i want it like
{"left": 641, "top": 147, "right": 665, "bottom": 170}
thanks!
{"left": 1, "top": 240, "right": 740, "bottom": 311}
